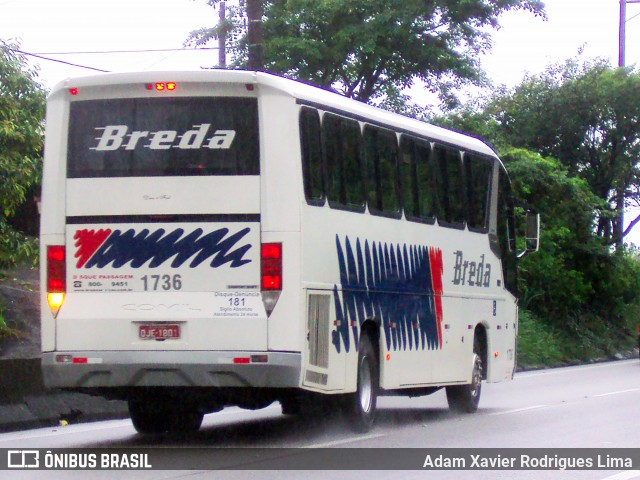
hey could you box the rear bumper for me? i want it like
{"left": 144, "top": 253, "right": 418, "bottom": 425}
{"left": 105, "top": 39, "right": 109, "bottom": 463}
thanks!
{"left": 42, "top": 351, "right": 301, "bottom": 390}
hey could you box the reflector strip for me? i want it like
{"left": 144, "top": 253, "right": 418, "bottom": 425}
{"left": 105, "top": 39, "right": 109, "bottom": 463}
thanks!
{"left": 56, "top": 355, "right": 72, "bottom": 364}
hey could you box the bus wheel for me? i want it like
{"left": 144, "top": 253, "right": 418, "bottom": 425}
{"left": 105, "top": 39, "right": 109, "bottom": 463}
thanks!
{"left": 343, "top": 334, "right": 378, "bottom": 432}
{"left": 280, "top": 392, "right": 306, "bottom": 415}
{"left": 446, "top": 352, "right": 483, "bottom": 414}
{"left": 128, "top": 397, "right": 204, "bottom": 436}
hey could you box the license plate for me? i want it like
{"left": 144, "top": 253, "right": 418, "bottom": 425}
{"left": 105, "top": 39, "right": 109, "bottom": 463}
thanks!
{"left": 139, "top": 324, "right": 180, "bottom": 340}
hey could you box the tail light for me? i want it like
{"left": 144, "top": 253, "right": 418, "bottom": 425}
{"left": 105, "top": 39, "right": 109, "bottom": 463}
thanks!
{"left": 261, "top": 243, "right": 282, "bottom": 316}
{"left": 47, "top": 245, "right": 66, "bottom": 316}
{"left": 261, "top": 243, "right": 282, "bottom": 290}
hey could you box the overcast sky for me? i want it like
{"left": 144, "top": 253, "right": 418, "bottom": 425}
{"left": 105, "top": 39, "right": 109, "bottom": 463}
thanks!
{"left": 483, "top": 0, "right": 636, "bottom": 84}
{"left": 3, "top": 0, "right": 640, "bottom": 242}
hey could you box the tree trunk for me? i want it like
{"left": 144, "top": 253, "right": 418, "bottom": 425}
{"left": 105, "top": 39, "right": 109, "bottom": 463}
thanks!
{"left": 247, "top": 0, "right": 264, "bottom": 71}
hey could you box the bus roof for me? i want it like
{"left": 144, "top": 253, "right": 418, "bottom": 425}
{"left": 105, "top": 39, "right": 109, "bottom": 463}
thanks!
{"left": 51, "top": 69, "right": 498, "bottom": 158}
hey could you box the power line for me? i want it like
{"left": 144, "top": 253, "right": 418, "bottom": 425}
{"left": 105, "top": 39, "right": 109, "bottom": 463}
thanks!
{"left": 32, "top": 47, "right": 220, "bottom": 55}
{"left": 11, "top": 46, "right": 221, "bottom": 74}
{"left": 14, "top": 49, "right": 109, "bottom": 72}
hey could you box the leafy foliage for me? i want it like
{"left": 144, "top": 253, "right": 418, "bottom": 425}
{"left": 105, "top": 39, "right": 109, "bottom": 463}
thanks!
{"left": 440, "top": 63, "right": 640, "bottom": 366}
{"left": 516, "top": 310, "right": 564, "bottom": 368}
{"left": 186, "top": 0, "right": 545, "bottom": 110}
{"left": 504, "top": 149, "right": 603, "bottom": 318}
{"left": 0, "top": 40, "right": 45, "bottom": 267}
{"left": 491, "top": 59, "right": 640, "bottom": 247}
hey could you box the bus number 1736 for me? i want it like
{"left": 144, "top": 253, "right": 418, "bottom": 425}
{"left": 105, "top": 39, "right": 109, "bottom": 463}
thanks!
{"left": 141, "top": 274, "right": 183, "bottom": 291}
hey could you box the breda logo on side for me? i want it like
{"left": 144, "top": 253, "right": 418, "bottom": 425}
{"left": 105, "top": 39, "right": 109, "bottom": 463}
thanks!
{"left": 91, "top": 123, "right": 236, "bottom": 151}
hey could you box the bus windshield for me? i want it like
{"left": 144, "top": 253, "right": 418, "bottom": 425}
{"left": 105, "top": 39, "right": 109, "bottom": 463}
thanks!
{"left": 67, "top": 97, "right": 259, "bottom": 178}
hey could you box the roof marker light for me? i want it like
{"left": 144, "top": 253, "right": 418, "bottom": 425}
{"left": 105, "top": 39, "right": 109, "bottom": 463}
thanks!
{"left": 69, "top": 88, "right": 79, "bottom": 96}
{"left": 147, "top": 82, "right": 177, "bottom": 92}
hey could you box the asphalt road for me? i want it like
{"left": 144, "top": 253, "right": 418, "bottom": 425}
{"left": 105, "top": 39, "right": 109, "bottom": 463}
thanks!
{"left": 0, "top": 359, "right": 639, "bottom": 480}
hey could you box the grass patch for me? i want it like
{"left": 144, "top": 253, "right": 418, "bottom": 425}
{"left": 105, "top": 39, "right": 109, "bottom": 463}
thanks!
{"left": 0, "top": 300, "right": 23, "bottom": 341}
{"left": 0, "top": 300, "right": 5, "bottom": 331}
{"left": 517, "top": 309, "right": 564, "bottom": 369}
{"left": 517, "top": 308, "right": 638, "bottom": 369}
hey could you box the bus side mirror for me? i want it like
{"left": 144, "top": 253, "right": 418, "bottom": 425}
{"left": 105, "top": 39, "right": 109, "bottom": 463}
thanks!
{"left": 519, "top": 213, "right": 540, "bottom": 258}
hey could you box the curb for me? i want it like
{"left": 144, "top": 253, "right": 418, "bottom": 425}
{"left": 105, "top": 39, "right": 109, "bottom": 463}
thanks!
{"left": 0, "top": 358, "right": 128, "bottom": 433}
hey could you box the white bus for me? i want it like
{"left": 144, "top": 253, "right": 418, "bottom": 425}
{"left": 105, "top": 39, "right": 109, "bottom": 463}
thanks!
{"left": 40, "top": 70, "right": 537, "bottom": 434}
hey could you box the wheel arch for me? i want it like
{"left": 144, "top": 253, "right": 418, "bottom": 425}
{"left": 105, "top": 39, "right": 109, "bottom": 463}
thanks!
{"left": 360, "top": 318, "right": 381, "bottom": 365}
{"left": 474, "top": 324, "right": 488, "bottom": 380}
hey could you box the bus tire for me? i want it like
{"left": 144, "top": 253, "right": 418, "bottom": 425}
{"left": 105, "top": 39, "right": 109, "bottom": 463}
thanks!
{"left": 446, "top": 351, "right": 483, "bottom": 414}
{"left": 128, "top": 398, "right": 204, "bottom": 436}
{"left": 280, "top": 393, "right": 305, "bottom": 415}
{"left": 343, "top": 334, "right": 378, "bottom": 433}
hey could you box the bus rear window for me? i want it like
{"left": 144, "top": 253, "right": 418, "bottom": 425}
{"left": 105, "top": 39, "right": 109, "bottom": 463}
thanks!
{"left": 67, "top": 97, "right": 259, "bottom": 177}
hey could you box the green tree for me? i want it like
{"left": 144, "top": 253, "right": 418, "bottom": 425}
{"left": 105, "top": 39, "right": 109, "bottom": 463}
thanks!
{"left": 186, "top": 0, "right": 545, "bottom": 109}
{"left": 441, "top": 99, "right": 640, "bottom": 363}
{"left": 0, "top": 40, "right": 45, "bottom": 267}
{"left": 502, "top": 148, "right": 604, "bottom": 320}
{"left": 490, "top": 59, "right": 640, "bottom": 248}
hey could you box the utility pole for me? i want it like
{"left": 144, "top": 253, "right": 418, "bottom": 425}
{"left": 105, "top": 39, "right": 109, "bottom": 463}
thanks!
{"left": 246, "top": 0, "right": 264, "bottom": 71}
{"left": 616, "top": 0, "right": 640, "bottom": 248}
{"left": 619, "top": 0, "right": 640, "bottom": 67}
{"left": 218, "top": 2, "right": 226, "bottom": 68}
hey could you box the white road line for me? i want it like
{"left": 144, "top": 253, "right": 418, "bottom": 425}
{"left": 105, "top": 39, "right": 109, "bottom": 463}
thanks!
{"left": 304, "top": 433, "right": 386, "bottom": 448}
{"left": 600, "top": 471, "right": 640, "bottom": 480}
{"left": 489, "top": 404, "right": 548, "bottom": 416}
{"left": 592, "top": 388, "right": 640, "bottom": 398}
{"left": 0, "top": 405, "right": 283, "bottom": 444}
{"left": 519, "top": 360, "right": 637, "bottom": 379}
{"left": 486, "top": 386, "right": 640, "bottom": 418}
{"left": 0, "top": 419, "right": 133, "bottom": 443}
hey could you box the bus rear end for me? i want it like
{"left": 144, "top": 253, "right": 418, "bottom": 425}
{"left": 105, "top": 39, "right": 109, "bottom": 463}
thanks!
{"left": 40, "top": 72, "right": 299, "bottom": 434}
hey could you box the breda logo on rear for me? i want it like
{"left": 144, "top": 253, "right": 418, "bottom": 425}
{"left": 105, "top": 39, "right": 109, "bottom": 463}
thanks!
{"left": 91, "top": 123, "right": 236, "bottom": 151}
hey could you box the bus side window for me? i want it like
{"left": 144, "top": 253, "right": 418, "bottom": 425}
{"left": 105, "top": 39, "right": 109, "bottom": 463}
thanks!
{"left": 497, "top": 167, "right": 518, "bottom": 295}
{"left": 465, "top": 153, "right": 493, "bottom": 232}
{"left": 323, "top": 113, "right": 365, "bottom": 211}
{"left": 400, "top": 135, "right": 435, "bottom": 223}
{"left": 364, "top": 125, "right": 401, "bottom": 218}
{"left": 299, "top": 107, "right": 325, "bottom": 205}
{"left": 432, "top": 144, "right": 465, "bottom": 228}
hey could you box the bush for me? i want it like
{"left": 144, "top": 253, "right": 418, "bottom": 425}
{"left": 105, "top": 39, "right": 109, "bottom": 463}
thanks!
{"left": 0, "top": 40, "right": 45, "bottom": 269}
{"left": 517, "top": 305, "right": 639, "bottom": 370}
{"left": 0, "top": 223, "right": 38, "bottom": 268}
{"left": 517, "top": 309, "right": 564, "bottom": 369}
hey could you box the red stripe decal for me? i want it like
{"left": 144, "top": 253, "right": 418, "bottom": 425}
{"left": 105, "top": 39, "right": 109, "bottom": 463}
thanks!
{"left": 74, "top": 229, "right": 112, "bottom": 268}
{"left": 429, "top": 247, "right": 444, "bottom": 349}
